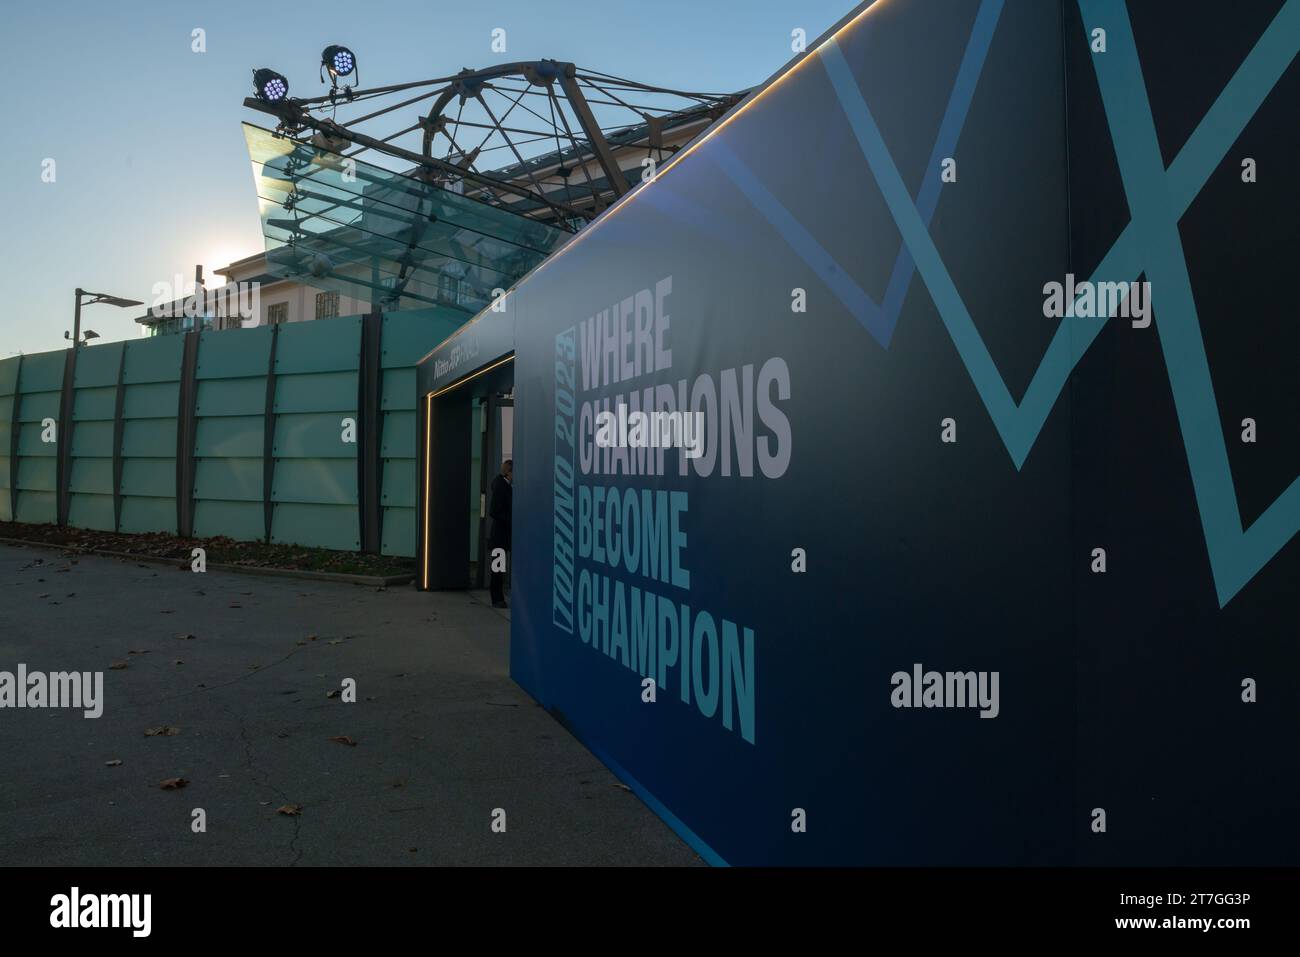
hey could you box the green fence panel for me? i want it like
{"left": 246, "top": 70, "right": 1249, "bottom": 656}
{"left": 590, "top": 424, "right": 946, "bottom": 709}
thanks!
{"left": 122, "top": 382, "right": 179, "bottom": 418}
{"left": 119, "top": 336, "right": 183, "bottom": 533}
{"left": 120, "top": 458, "right": 175, "bottom": 497}
{"left": 269, "top": 316, "right": 360, "bottom": 550}
{"left": 69, "top": 457, "right": 113, "bottom": 493}
{"left": 0, "top": 354, "right": 20, "bottom": 522}
{"left": 13, "top": 351, "right": 66, "bottom": 525}
{"left": 195, "top": 415, "right": 264, "bottom": 457}
{"left": 71, "top": 420, "right": 115, "bottom": 457}
{"left": 68, "top": 341, "right": 124, "bottom": 531}
{"left": 17, "top": 457, "right": 57, "bottom": 491}
{"left": 272, "top": 411, "right": 357, "bottom": 457}
{"left": 377, "top": 310, "right": 466, "bottom": 556}
{"left": 273, "top": 315, "right": 361, "bottom": 376}
{"left": 192, "top": 326, "right": 271, "bottom": 541}
{"left": 272, "top": 459, "right": 356, "bottom": 505}
{"left": 381, "top": 409, "right": 416, "bottom": 459}
{"left": 3, "top": 307, "right": 460, "bottom": 556}
{"left": 274, "top": 371, "right": 356, "bottom": 413}
{"left": 121, "top": 419, "right": 176, "bottom": 457}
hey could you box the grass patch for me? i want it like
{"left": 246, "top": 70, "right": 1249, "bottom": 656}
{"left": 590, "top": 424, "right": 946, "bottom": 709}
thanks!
{"left": 0, "top": 522, "right": 415, "bottom": 579}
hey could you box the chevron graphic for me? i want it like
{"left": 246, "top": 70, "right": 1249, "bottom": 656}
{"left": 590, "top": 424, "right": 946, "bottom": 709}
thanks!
{"left": 713, "top": 0, "right": 1299, "bottom": 606}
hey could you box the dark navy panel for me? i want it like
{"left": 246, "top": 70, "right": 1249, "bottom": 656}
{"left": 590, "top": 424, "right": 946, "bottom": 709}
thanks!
{"left": 495, "top": 0, "right": 1299, "bottom": 865}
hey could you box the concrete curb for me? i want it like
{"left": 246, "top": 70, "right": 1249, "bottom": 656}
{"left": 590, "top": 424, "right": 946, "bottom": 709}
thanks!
{"left": 0, "top": 536, "right": 414, "bottom": 587}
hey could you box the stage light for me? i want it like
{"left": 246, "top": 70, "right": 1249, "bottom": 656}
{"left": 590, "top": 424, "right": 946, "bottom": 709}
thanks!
{"left": 322, "top": 45, "right": 357, "bottom": 81}
{"left": 253, "top": 68, "right": 289, "bottom": 102}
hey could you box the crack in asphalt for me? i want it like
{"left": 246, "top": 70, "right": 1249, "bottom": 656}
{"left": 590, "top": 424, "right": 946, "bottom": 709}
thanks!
{"left": 158, "top": 645, "right": 311, "bottom": 702}
{"left": 225, "top": 704, "right": 303, "bottom": 867}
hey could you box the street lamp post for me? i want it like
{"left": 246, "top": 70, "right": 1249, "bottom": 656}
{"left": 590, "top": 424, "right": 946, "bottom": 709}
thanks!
{"left": 69, "top": 288, "right": 143, "bottom": 347}
{"left": 57, "top": 287, "right": 144, "bottom": 528}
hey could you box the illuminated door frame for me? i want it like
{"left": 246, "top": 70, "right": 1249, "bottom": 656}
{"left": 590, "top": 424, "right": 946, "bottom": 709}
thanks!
{"left": 420, "top": 354, "right": 515, "bottom": 590}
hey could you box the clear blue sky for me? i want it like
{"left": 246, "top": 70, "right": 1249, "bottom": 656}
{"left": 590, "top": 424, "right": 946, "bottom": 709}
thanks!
{"left": 0, "top": 0, "right": 855, "bottom": 355}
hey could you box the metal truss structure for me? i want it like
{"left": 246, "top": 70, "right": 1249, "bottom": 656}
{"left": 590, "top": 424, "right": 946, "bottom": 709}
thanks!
{"left": 245, "top": 59, "right": 745, "bottom": 231}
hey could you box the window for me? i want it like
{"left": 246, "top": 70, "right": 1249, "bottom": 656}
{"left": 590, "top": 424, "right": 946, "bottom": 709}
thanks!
{"left": 315, "top": 291, "right": 340, "bottom": 320}
{"left": 267, "top": 302, "right": 288, "bottom": 326}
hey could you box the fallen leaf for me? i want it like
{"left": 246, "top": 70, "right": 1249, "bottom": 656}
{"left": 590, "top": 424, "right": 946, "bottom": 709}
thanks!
{"left": 127, "top": 649, "right": 149, "bottom": 655}
{"left": 326, "top": 690, "right": 340, "bottom": 699}
{"left": 104, "top": 759, "right": 122, "bottom": 767}
{"left": 277, "top": 804, "right": 302, "bottom": 816}
{"left": 159, "top": 777, "right": 188, "bottom": 790}
{"left": 37, "top": 593, "right": 49, "bottom": 599}
{"left": 144, "top": 726, "right": 180, "bottom": 737}
{"left": 109, "top": 661, "right": 128, "bottom": 670}
{"left": 327, "top": 735, "right": 358, "bottom": 746}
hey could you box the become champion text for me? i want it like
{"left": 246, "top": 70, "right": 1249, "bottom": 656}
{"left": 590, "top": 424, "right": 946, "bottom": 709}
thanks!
{"left": 551, "top": 274, "right": 793, "bottom": 745}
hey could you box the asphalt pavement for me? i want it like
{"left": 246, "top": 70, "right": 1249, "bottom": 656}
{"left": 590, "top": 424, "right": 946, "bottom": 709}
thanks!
{"left": 0, "top": 543, "right": 700, "bottom": 866}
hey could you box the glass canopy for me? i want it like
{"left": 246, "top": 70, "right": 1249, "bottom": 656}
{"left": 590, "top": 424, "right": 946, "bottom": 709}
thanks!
{"left": 243, "top": 123, "right": 569, "bottom": 314}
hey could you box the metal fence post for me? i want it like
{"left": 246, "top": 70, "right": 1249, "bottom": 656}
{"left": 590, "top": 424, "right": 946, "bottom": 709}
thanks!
{"left": 262, "top": 324, "right": 280, "bottom": 545}
{"left": 358, "top": 311, "right": 383, "bottom": 554}
{"left": 111, "top": 345, "right": 126, "bottom": 533}
{"left": 174, "top": 331, "right": 200, "bottom": 537}
{"left": 56, "top": 347, "right": 76, "bottom": 527}
{"left": 8, "top": 354, "right": 23, "bottom": 523}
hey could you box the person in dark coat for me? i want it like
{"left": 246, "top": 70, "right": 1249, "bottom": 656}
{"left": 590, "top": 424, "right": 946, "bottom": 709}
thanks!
{"left": 488, "top": 459, "right": 512, "bottom": 608}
